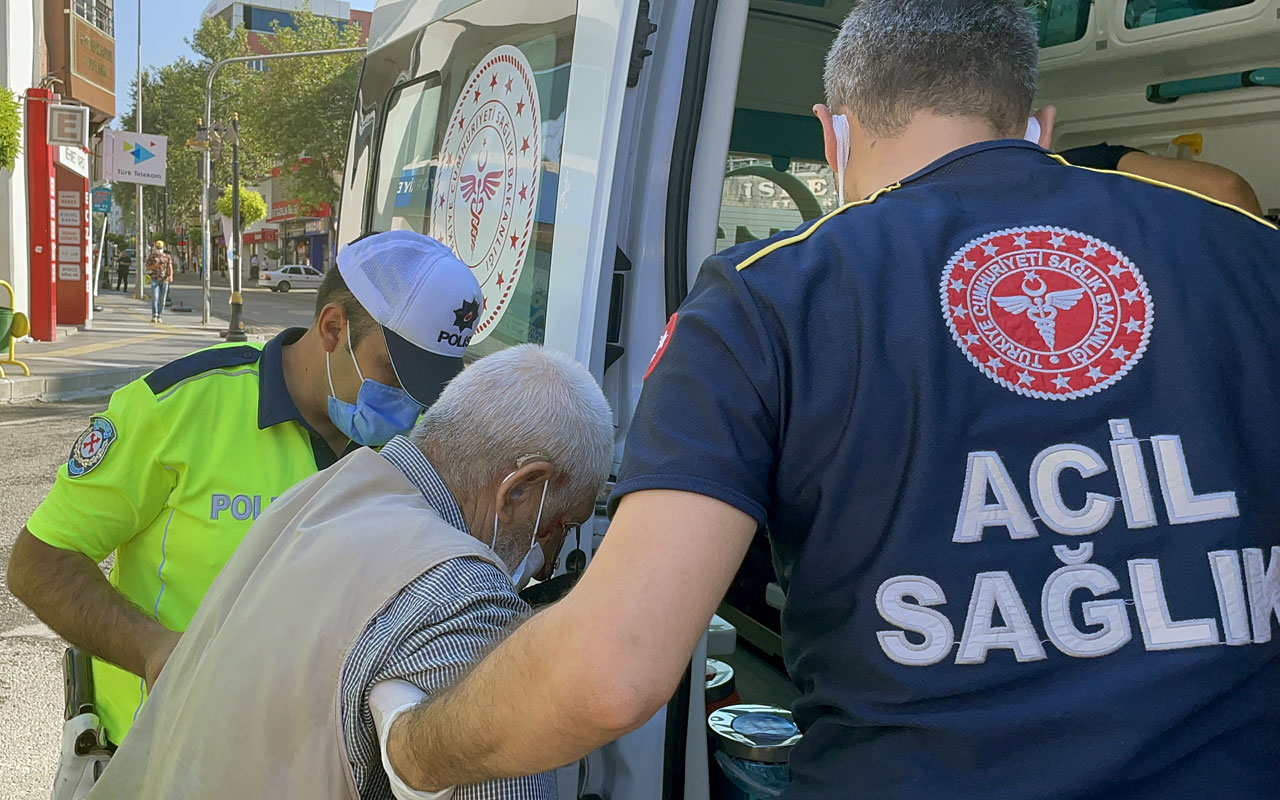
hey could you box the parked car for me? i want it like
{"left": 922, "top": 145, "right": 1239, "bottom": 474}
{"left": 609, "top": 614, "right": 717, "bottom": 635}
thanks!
{"left": 258, "top": 264, "right": 324, "bottom": 292}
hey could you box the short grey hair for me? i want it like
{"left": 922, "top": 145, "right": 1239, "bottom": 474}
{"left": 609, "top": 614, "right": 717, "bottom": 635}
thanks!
{"left": 824, "top": 0, "right": 1039, "bottom": 139}
{"left": 411, "top": 345, "right": 614, "bottom": 516}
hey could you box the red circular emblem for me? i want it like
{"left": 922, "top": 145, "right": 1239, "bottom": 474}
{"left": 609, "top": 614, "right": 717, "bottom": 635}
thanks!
{"left": 432, "top": 45, "right": 542, "bottom": 343}
{"left": 940, "top": 227, "right": 1154, "bottom": 400}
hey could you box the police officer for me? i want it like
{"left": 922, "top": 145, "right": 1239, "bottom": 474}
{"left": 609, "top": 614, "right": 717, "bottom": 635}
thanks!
{"left": 7, "top": 230, "right": 483, "bottom": 746}
{"left": 364, "top": 3, "right": 1280, "bottom": 799}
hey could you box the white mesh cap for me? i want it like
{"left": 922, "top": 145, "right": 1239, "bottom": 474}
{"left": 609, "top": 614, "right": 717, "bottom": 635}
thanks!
{"left": 337, "top": 231, "right": 483, "bottom": 407}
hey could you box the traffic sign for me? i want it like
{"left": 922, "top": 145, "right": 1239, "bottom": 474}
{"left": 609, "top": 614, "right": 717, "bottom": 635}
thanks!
{"left": 91, "top": 186, "right": 112, "bottom": 213}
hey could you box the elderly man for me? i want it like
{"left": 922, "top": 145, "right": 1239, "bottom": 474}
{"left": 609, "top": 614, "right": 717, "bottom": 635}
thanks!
{"left": 86, "top": 344, "right": 614, "bottom": 800}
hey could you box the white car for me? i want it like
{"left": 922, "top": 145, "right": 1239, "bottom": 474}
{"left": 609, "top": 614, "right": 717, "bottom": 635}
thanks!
{"left": 258, "top": 265, "right": 324, "bottom": 292}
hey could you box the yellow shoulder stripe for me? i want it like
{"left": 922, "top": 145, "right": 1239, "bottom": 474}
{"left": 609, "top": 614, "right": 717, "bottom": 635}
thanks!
{"left": 735, "top": 184, "right": 902, "bottom": 272}
{"left": 1048, "top": 153, "right": 1277, "bottom": 231}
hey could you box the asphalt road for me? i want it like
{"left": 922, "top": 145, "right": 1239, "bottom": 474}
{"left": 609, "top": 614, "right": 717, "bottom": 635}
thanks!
{"left": 0, "top": 400, "right": 106, "bottom": 800}
{"left": 101, "top": 271, "right": 318, "bottom": 333}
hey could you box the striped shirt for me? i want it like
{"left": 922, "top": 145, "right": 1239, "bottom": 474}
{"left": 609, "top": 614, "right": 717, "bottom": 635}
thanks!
{"left": 339, "top": 436, "right": 555, "bottom": 800}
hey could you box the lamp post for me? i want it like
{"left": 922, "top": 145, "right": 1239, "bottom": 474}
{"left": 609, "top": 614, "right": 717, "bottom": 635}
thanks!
{"left": 226, "top": 113, "right": 246, "bottom": 342}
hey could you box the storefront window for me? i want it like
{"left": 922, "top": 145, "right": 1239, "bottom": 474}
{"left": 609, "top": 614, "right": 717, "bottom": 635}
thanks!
{"left": 1026, "top": 1, "right": 1092, "bottom": 47}
{"left": 1124, "top": 0, "right": 1255, "bottom": 28}
{"left": 368, "top": 0, "right": 575, "bottom": 358}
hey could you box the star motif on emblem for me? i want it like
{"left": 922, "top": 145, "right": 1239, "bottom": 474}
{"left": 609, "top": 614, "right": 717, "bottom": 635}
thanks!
{"left": 963, "top": 332, "right": 980, "bottom": 346}
{"left": 1048, "top": 233, "right": 1066, "bottom": 248}
{"left": 510, "top": 234, "right": 519, "bottom": 248}
{"left": 1053, "top": 374, "right": 1072, "bottom": 390}
{"left": 516, "top": 99, "right": 525, "bottom": 116}
{"left": 960, "top": 258, "right": 976, "bottom": 271}
{"left": 982, "top": 243, "right": 999, "bottom": 257}
{"left": 1013, "top": 234, "right": 1030, "bottom": 248}
{"left": 952, "top": 304, "right": 969, "bottom": 319}
{"left": 490, "top": 73, "right": 499, "bottom": 89}
{"left": 452, "top": 299, "right": 480, "bottom": 332}
{"left": 1017, "top": 371, "right": 1034, "bottom": 386}
{"left": 1121, "top": 288, "right": 1140, "bottom": 303}
{"left": 1107, "top": 262, "right": 1128, "bottom": 278}
{"left": 521, "top": 137, "right": 530, "bottom": 154}
{"left": 496, "top": 272, "right": 505, "bottom": 286}
{"left": 1123, "top": 318, "right": 1142, "bottom": 333}
{"left": 1111, "top": 345, "right": 1131, "bottom": 361}
{"left": 1086, "top": 365, "right": 1106, "bottom": 380}
{"left": 473, "top": 88, "right": 481, "bottom": 102}
{"left": 504, "top": 77, "right": 513, "bottom": 93}
{"left": 986, "top": 356, "right": 1004, "bottom": 370}
{"left": 950, "top": 279, "right": 965, "bottom": 292}
{"left": 1080, "top": 242, "right": 1100, "bottom": 257}
{"left": 518, "top": 184, "right": 529, "bottom": 201}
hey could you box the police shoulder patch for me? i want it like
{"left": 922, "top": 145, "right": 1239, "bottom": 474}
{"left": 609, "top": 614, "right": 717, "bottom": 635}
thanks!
{"left": 68, "top": 417, "right": 118, "bottom": 477}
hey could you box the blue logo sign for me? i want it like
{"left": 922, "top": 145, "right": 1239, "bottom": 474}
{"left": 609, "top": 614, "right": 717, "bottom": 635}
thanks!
{"left": 91, "top": 187, "right": 112, "bottom": 213}
{"left": 122, "top": 138, "right": 155, "bottom": 165}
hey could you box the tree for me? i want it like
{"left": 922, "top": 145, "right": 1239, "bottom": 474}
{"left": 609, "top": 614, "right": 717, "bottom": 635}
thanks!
{"left": 244, "top": 8, "right": 362, "bottom": 252}
{"left": 216, "top": 183, "right": 267, "bottom": 227}
{"left": 0, "top": 86, "right": 20, "bottom": 172}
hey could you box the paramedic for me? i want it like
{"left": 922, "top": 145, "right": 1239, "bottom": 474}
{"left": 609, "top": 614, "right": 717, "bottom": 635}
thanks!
{"left": 373, "top": 2, "right": 1280, "bottom": 798}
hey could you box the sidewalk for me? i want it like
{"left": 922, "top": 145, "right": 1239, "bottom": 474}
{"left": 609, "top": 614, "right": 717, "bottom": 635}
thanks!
{"left": 3, "top": 286, "right": 243, "bottom": 403}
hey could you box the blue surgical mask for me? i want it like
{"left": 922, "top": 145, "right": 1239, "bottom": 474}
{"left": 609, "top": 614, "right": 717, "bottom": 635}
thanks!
{"left": 326, "top": 331, "right": 423, "bottom": 447}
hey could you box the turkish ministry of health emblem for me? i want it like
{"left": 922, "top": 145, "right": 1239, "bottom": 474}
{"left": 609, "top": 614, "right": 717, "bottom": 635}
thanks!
{"left": 940, "top": 226, "right": 1153, "bottom": 400}
{"left": 431, "top": 45, "right": 542, "bottom": 343}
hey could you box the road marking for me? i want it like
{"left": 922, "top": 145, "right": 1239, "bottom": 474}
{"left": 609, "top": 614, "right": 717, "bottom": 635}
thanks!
{"left": 21, "top": 357, "right": 138, "bottom": 368}
{"left": 0, "top": 414, "right": 78, "bottom": 428}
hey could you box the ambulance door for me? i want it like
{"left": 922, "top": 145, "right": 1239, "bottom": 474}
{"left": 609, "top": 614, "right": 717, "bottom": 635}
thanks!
{"left": 340, "top": 0, "right": 645, "bottom": 374}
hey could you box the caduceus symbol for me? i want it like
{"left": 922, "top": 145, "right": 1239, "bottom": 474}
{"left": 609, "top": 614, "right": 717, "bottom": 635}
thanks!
{"left": 458, "top": 143, "right": 503, "bottom": 249}
{"left": 993, "top": 271, "right": 1085, "bottom": 349}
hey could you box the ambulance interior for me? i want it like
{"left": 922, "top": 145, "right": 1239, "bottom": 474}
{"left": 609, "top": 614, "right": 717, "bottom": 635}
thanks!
{"left": 706, "top": 0, "right": 1280, "bottom": 698}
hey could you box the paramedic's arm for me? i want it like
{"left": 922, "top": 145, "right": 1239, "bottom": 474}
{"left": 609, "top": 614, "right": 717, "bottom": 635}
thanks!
{"left": 6, "top": 380, "right": 180, "bottom": 686}
{"left": 388, "top": 256, "right": 776, "bottom": 790}
{"left": 1117, "top": 151, "right": 1264, "bottom": 216}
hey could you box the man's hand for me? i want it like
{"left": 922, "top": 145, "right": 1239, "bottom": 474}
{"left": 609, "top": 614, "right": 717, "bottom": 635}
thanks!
{"left": 143, "top": 629, "right": 181, "bottom": 691}
{"left": 7, "top": 527, "right": 176, "bottom": 681}
{"left": 387, "top": 490, "right": 757, "bottom": 791}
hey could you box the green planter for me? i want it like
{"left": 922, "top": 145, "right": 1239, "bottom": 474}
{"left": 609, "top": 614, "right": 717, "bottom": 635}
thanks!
{"left": 0, "top": 306, "right": 12, "bottom": 349}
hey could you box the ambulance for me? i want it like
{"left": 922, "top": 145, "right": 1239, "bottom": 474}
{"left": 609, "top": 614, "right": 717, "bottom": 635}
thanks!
{"left": 339, "top": 1, "right": 1280, "bottom": 796}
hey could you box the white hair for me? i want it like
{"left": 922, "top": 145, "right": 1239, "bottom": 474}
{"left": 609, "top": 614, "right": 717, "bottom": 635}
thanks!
{"left": 411, "top": 345, "right": 614, "bottom": 515}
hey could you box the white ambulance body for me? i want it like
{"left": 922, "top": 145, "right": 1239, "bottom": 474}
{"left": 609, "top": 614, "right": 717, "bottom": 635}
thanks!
{"left": 340, "top": 2, "right": 1279, "bottom": 797}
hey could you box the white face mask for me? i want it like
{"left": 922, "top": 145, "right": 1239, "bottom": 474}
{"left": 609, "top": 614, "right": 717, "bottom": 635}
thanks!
{"left": 832, "top": 113, "right": 850, "bottom": 206}
{"left": 492, "top": 475, "right": 549, "bottom": 591}
{"left": 1024, "top": 116, "right": 1042, "bottom": 145}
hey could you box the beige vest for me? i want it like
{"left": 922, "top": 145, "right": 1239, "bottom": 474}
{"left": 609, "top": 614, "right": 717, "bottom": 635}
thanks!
{"left": 88, "top": 448, "right": 500, "bottom": 799}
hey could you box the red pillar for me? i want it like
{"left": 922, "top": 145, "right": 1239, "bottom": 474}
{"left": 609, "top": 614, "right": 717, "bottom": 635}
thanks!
{"left": 54, "top": 160, "right": 91, "bottom": 327}
{"left": 24, "top": 89, "right": 58, "bottom": 341}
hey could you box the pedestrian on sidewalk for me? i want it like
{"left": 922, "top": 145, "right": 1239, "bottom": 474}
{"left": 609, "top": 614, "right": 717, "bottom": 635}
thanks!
{"left": 114, "top": 254, "right": 129, "bottom": 292}
{"left": 6, "top": 231, "right": 483, "bottom": 778}
{"left": 145, "top": 241, "right": 174, "bottom": 323}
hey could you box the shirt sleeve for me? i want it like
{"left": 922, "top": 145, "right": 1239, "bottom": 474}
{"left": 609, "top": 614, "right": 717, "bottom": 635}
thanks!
{"left": 611, "top": 254, "right": 780, "bottom": 525}
{"left": 25, "top": 378, "right": 176, "bottom": 561}
{"left": 359, "top": 557, "right": 556, "bottom": 800}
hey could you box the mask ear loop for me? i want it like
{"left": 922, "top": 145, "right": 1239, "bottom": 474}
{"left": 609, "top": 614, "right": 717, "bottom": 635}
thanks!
{"left": 833, "top": 113, "right": 850, "bottom": 206}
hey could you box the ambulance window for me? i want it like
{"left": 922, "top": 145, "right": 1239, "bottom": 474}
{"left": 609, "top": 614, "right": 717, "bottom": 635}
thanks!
{"left": 1027, "top": 1, "right": 1091, "bottom": 47}
{"left": 1124, "top": 0, "right": 1254, "bottom": 28}
{"left": 371, "top": 76, "right": 443, "bottom": 237}
{"left": 364, "top": 0, "right": 576, "bottom": 359}
{"left": 715, "top": 108, "right": 839, "bottom": 253}
{"left": 716, "top": 156, "right": 838, "bottom": 254}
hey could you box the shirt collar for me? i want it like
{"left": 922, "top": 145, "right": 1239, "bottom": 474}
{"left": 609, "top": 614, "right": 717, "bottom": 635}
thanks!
{"left": 380, "top": 436, "right": 471, "bottom": 535}
{"left": 897, "top": 138, "right": 1050, "bottom": 188}
{"left": 257, "top": 327, "right": 311, "bottom": 430}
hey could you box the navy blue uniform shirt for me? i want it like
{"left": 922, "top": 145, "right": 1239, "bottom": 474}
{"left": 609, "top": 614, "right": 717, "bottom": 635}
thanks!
{"left": 614, "top": 140, "right": 1280, "bottom": 799}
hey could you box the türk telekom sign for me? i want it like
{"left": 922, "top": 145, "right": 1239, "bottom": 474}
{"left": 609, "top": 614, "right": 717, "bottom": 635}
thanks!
{"left": 103, "top": 129, "right": 167, "bottom": 186}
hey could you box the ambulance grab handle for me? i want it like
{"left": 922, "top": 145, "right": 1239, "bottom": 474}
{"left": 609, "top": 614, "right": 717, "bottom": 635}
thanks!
{"left": 1147, "top": 68, "right": 1280, "bottom": 104}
